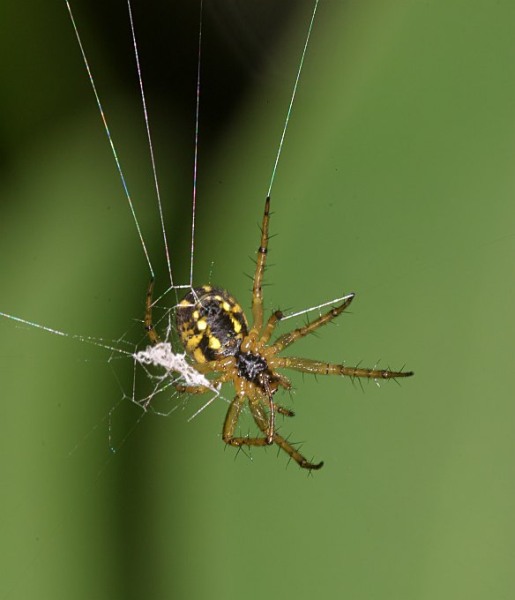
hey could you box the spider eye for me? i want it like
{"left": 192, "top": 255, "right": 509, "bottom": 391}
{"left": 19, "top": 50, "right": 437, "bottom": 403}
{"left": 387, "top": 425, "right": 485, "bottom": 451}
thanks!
{"left": 176, "top": 286, "right": 248, "bottom": 362}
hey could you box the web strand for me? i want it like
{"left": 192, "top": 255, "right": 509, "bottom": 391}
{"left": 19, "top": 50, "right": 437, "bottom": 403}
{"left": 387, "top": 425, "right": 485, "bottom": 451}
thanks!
{"left": 0, "top": 311, "right": 133, "bottom": 357}
{"left": 126, "top": 0, "right": 174, "bottom": 287}
{"left": 190, "top": 0, "right": 204, "bottom": 288}
{"left": 267, "top": 0, "right": 320, "bottom": 198}
{"left": 64, "top": 0, "right": 155, "bottom": 278}
{"left": 281, "top": 293, "right": 355, "bottom": 321}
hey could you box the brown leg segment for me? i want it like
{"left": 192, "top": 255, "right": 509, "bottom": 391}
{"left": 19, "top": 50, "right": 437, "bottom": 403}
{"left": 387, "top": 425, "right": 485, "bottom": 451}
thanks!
{"left": 144, "top": 278, "right": 161, "bottom": 345}
{"left": 251, "top": 401, "right": 323, "bottom": 470}
{"left": 222, "top": 395, "right": 273, "bottom": 448}
{"left": 276, "top": 356, "right": 414, "bottom": 379}
{"left": 250, "top": 196, "right": 271, "bottom": 335}
{"left": 271, "top": 294, "right": 355, "bottom": 354}
{"left": 276, "top": 404, "right": 295, "bottom": 417}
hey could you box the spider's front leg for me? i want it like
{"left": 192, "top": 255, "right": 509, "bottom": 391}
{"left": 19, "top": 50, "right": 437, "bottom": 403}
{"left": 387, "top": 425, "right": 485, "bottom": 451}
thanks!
{"left": 222, "top": 394, "right": 274, "bottom": 449}
{"left": 249, "top": 196, "right": 271, "bottom": 336}
{"left": 175, "top": 382, "right": 220, "bottom": 395}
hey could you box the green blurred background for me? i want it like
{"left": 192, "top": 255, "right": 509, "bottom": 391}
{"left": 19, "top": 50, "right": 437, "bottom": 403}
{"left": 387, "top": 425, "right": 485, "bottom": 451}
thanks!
{"left": 1, "top": 0, "right": 514, "bottom": 598}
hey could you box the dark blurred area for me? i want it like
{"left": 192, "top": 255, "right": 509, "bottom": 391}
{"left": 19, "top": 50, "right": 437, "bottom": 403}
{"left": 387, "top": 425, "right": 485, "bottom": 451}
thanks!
{"left": 85, "top": 1, "right": 300, "bottom": 137}
{"left": 0, "top": 1, "right": 301, "bottom": 188}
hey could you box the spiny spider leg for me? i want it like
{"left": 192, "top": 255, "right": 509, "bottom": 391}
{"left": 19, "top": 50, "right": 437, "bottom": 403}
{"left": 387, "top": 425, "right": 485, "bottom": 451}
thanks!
{"left": 223, "top": 395, "right": 320, "bottom": 469}
{"left": 251, "top": 401, "right": 323, "bottom": 470}
{"left": 250, "top": 200, "right": 287, "bottom": 343}
{"left": 144, "top": 278, "right": 160, "bottom": 345}
{"left": 260, "top": 310, "right": 283, "bottom": 345}
{"left": 276, "top": 356, "right": 414, "bottom": 380}
{"left": 276, "top": 405, "right": 295, "bottom": 417}
{"left": 222, "top": 394, "right": 274, "bottom": 449}
{"left": 260, "top": 375, "right": 277, "bottom": 443}
{"left": 249, "top": 196, "right": 271, "bottom": 336}
{"left": 260, "top": 365, "right": 294, "bottom": 442}
{"left": 271, "top": 293, "right": 355, "bottom": 354}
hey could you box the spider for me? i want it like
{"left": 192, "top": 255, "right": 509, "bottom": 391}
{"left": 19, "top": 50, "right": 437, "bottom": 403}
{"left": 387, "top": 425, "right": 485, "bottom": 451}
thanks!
{"left": 144, "top": 196, "right": 413, "bottom": 470}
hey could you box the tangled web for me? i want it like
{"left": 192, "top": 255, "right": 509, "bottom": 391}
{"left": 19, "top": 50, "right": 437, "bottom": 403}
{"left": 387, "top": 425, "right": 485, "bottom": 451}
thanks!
{"left": 133, "top": 340, "right": 219, "bottom": 416}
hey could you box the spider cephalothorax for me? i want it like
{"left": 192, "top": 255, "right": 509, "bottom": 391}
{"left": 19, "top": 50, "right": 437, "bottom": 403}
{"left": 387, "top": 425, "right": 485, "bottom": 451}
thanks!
{"left": 145, "top": 197, "right": 413, "bottom": 470}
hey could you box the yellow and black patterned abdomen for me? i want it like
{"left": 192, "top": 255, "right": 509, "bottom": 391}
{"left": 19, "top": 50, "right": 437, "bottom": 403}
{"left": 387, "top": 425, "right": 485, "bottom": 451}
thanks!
{"left": 176, "top": 285, "right": 248, "bottom": 364}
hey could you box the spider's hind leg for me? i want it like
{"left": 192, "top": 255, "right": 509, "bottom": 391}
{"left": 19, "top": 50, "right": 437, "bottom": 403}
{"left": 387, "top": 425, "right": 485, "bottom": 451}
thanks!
{"left": 250, "top": 196, "right": 271, "bottom": 336}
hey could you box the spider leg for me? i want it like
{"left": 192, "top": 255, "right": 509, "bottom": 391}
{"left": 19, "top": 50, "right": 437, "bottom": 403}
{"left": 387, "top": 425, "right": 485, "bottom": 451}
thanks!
{"left": 266, "top": 372, "right": 294, "bottom": 416}
{"left": 175, "top": 379, "right": 222, "bottom": 396}
{"left": 257, "top": 372, "right": 294, "bottom": 442}
{"left": 144, "top": 278, "right": 161, "bottom": 345}
{"left": 249, "top": 196, "right": 271, "bottom": 337}
{"left": 271, "top": 293, "right": 355, "bottom": 354}
{"left": 267, "top": 374, "right": 295, "bottom": 415}
{"left": 191, "top": 357, "right": 234, "bottom": 374}
{"left": 275, "top": 356, "right": 414, "bottom": 379}
{"left": 222, "top": 394, "right": 273, "bottom": 448}
{"left": 251, "top": 401, "right": 323, "bottom": 470}
{"left": 175, "top": 364, "right": 237, "bottom": 394}
{"left": 175, "top": 384, "right": 214, "bottom": 394}
{"left": 259, "top": 375, "right": 277, "bottom": 443}
{"left": 259, "top": 309, "right": 283, "bottom": 345}
{"left": 276, "top": 404, "right": 295, "bottom": 417}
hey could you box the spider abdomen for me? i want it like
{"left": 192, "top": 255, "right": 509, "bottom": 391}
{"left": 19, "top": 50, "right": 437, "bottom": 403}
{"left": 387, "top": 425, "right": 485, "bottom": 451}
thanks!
{"left": 176, "top": 285, "right": 248, "bottom": 363}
